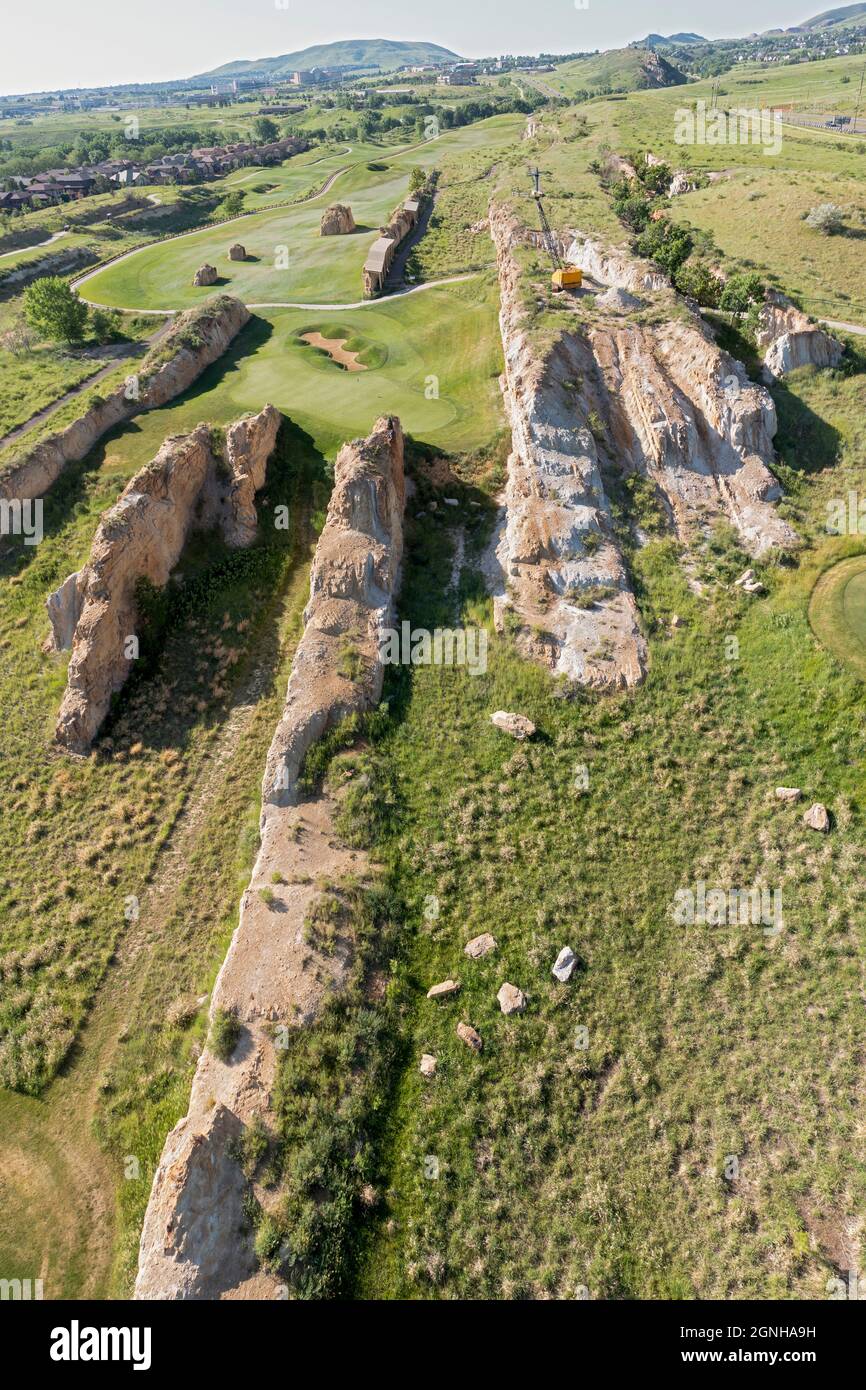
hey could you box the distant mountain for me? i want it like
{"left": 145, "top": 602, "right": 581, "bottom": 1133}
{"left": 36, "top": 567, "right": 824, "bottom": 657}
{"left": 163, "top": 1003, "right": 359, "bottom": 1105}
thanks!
{"left": 638, "top": 33, "right": 708, "bottom": 47}
{"left": 195, "top": 38, "right": 461, "bottom": 83}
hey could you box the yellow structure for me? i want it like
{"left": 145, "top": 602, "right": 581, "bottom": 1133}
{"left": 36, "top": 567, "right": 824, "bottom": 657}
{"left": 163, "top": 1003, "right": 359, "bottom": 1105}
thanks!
{"left": 552, "top": 267, "right": 582, "bottom": 291}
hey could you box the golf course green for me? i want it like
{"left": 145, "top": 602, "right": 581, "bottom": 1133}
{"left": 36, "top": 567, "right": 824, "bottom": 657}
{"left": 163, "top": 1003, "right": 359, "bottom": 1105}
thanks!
{"left": 808, "top": 553, "right": 866, "bottom": 681}
{"left": 78, "top": 117, "right": 523, "bottom": 311}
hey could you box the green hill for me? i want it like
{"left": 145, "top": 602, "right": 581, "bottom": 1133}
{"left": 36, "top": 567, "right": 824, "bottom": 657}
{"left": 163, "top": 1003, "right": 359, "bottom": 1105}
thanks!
{"left": 538, "top": 46, "right": 688, "bottom": 98}
{"left": 766, "top": 3, "right": 866, "bottom": 32}
{"left": 197, "top": 38, "right": 461, "bottom": 82}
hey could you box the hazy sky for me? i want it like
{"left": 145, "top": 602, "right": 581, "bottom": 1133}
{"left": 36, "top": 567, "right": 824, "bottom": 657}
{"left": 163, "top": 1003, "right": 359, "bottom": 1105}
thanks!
{"left": 1, "top": 1, "right": 828, "bottom": 95}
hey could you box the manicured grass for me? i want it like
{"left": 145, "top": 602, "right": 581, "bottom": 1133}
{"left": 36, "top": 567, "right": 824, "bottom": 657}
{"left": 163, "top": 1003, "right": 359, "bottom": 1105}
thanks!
{"left": 808, "top": 552, "right": 866, "bottom": 679}
{"left": 79, "top": 118, "right": 525, "bottom": 311}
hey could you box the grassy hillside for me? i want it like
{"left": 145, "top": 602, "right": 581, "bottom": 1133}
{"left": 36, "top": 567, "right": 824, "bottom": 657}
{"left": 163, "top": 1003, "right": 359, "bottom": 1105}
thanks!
{"left": 532, "top": 48, "right": 688, "bottom": 99}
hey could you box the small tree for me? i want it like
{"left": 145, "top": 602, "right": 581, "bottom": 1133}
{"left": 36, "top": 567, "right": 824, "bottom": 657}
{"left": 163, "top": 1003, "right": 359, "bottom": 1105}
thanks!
{"left": 252, "top": 116, "right": 279, "bottom": 144}
{"left": 217, "top": 190, "right": 245, "bottom": 219}
{"left": 805, "top": 202, "right": 845, "bottom": 236}
{"left": 23, "top": 276, "right": 88, "bottom": 344}
{"left": 1, "top": 319, "right": 35, "bottom": 355}
{"left": 408, "top": 165, "right": 426, "bottom": 195}
{"left": 719, "top": 272, "right": 765, "bottom": 318}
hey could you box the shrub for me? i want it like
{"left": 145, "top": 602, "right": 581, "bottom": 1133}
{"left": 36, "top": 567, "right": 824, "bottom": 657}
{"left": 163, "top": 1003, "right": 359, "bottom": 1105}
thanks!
{"left": 208, "top": 1006, "right": 241, "bottom": 1061}
{"left": 805, "top": 202, "right": 845, "bottom": 236}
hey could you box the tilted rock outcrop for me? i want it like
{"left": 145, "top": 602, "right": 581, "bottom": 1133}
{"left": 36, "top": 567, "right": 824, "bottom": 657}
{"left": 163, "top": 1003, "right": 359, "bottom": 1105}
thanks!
{"left": 319, "top": 203, "right": 356, "bottom": 235}
{"left": 135, "top": 417, "right": 405, "bottom": 1300}
{"left": 50, "top": 404, "right": 280, "bottom": 754}
{"left": 488, "top": 204, "right": 797, "bottom": 688}
{"left": 756, "top": 290, "right": 843, "bottom": 381}
{"left": 0, "top": 296, "right": 250, "bottom": 504}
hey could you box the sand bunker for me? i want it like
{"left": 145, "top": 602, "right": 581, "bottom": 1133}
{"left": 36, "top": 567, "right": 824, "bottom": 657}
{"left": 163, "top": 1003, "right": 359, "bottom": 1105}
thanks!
{"left": 301, "top": 331, "right": 367, "bottom": 371}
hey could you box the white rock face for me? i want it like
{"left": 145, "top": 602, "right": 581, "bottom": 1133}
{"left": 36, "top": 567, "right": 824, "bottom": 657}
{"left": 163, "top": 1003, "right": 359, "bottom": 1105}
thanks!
{"left": 757, "top": 291, "right": 842, "bottom": 381}
{"left": 487, "top": 206, "right": 798, "bottom": 692}
{"left": 420, "top": 1054, "right": 437, "bottom": 1077}
{"left": 595, "top": 287, "right": 644, "bottom": 313}
{"left": 775, "top": 786, "right": 802, "bottom": 803}
{"left": 552, "top": 947, "right": 577, "bottom": 982}
{"left": 497, "top": 982, "right": 527, "bottom": 1015}
{"left": 491, "top": 711, "right": 536, "bottom": 740}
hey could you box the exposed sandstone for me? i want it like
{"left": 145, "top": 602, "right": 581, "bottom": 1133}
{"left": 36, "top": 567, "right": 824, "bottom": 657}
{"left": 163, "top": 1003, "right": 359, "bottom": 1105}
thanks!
{"left": 0, "top": 296, "right": 250, "bottom": 504}
{"left": 193, "top": 263, "right": 218, "bottom": 286}
{"left": 228, "top": 244, "right": 247, "bottom": 261}
{"left": 50, "top": 405, "right": 280, "bottom": 753}
{"left": 319, "top": 203, "right": 356, "bottom": 235}
{"left": 420, "top": 1054, "right": 437, "bottom": 1077}
{"left": 136, "top": 417, "right": 405, "bottom": 1300}
{"left": 757, "top": 290, "right": 843, "bottom": 381}
{"left": 488, "top": 204, "right": 798, "bottom": 688}
{"left": 775, "top": 786, "right": 802, "bottom": 803}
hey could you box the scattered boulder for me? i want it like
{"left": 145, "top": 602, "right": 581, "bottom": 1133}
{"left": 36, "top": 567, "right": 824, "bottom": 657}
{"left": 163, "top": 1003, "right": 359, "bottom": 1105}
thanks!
{"left": 420, "top": 1054, "right": 437, "bottom": 1077}
{"left": 465, "top": 933, "right": 496, "bottom": 959}
{"left": 427, "top": 979, "right": 460, "bottom": 999}
{"left": 320, "top": 203, "right": 356, "bottom": 236}
{"left": 775, "top": 786, "right": 802, "bottom": 803}
{"left": 457, "top": 1021, "right": 483, "bottom": 1052}
{"left": 193, "top": 264, "right": 218, "bottom": 287}
{"left": 803, "top": 803, "right": 830, "bottom": 833}
{"left": 497, "top": 982, "right": 527, "bottom": 1015}
{"left": 552, "top": 947, "right": 576, "bottom": 982}
{"left": 228, "top": 244, "right": 247, "bottom": 261}
{"left": 734, "top": 568, "right": 765, "bottom": 595}
{"left": 490, "top": 710, "right": 536, "bottom": 740}
{"left": 668, "top": 171, "right": 695, "bottom": 198}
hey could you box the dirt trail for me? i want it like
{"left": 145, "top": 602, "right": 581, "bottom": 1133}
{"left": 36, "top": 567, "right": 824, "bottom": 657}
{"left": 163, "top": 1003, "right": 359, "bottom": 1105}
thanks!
{"left": 0, "top": 573, "right": 306, "bottom": 1299}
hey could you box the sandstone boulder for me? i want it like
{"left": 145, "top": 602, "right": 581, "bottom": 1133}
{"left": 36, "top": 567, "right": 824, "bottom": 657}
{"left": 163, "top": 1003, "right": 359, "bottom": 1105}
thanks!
{"left": 776, "top": 786, "right": 802, "bottom": 803}
{"left": 803, "top": 803, "right": 830, "bottom": 833}
{"left": 457, "top": 1021, "right": 483, "bottom": 1052}
{"left": 552, "top": 947, "right": 576, "bottom": 982}
{"left": 497, "top": 982, "right": 527, "bottom": 1015}
{"left": 420, "top": 1054, "right": 437, "bottom": 1077}
{"left": 320, "top": 203, "right": 356, "bottom": 236}
{"left": 427, "top": 979, "right": 460, "bottom": 999}
{"left": 228, "top": 244, "right": 247, "bottom": 261}
{"left": 465, "top": 933, "right": 496, "bottom": 959}
{"left": 491, "top": 711, "right": 536, "bottom": 740}
{"left": 193, "top": 264, "right": 218, "bottom": 287}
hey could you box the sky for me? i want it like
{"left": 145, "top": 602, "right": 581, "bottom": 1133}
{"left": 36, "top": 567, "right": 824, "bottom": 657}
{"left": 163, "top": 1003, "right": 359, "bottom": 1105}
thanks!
{"left": 0, "top": 0, "right": 837, "bottom": 95}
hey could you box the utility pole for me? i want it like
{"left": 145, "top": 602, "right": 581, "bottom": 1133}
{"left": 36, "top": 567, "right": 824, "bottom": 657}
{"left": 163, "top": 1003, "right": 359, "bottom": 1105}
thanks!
{"left": 853, "top": 58, "right": 865, "bottom": 136}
